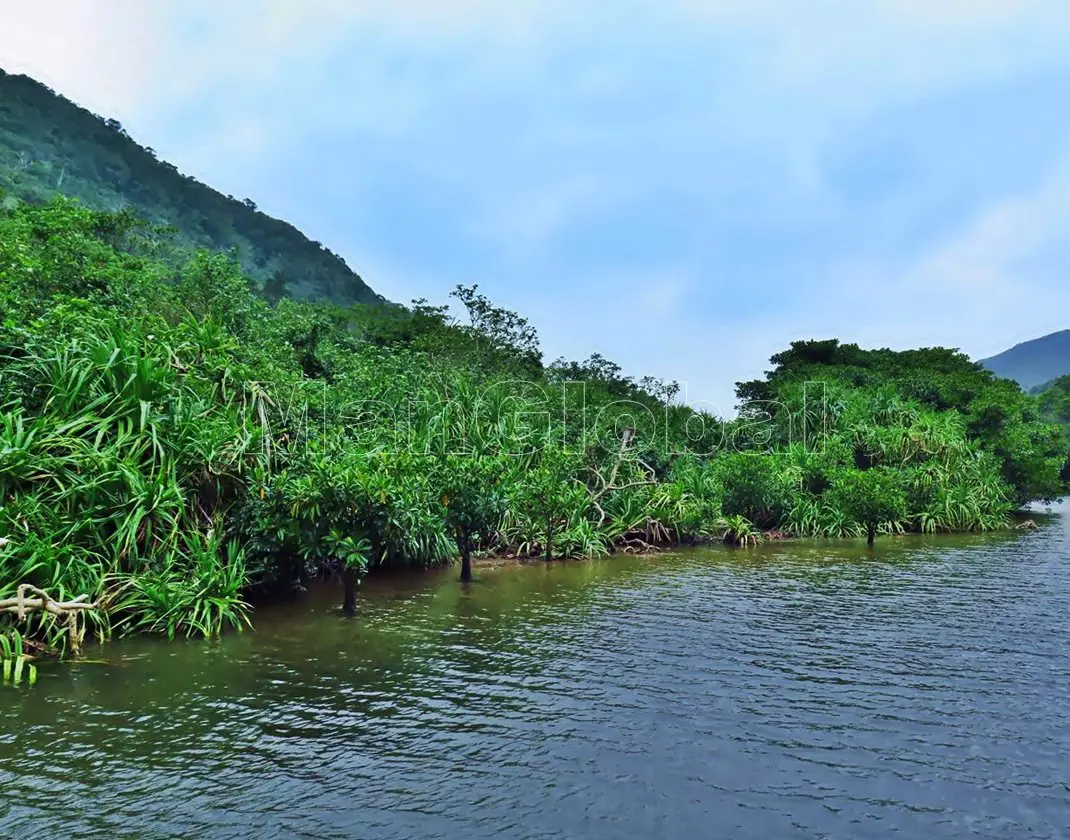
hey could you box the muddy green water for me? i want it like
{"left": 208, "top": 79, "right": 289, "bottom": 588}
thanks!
{"left": 2, "top": 503, "right": 1069, "bottom": 839}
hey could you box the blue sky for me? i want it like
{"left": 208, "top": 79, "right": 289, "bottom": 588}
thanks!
{"left": 3, "top": 0, "right": 1070, "bottom": 412}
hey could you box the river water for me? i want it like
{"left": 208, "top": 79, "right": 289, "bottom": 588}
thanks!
{"left": 2, "top": 503, "right": 1069, "bottom": 839}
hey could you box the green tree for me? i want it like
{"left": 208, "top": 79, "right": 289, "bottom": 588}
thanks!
{"left": 829, "top": 468, "right": 909, "bottom": 547}
{"left": 433, "top": 455, "right": 507, "bottom": 582}
{"left": 450, "top": 284, "right": 541, "bottom": 373}
{"left": 517, "top": 450, "right": 589, "bottom": 561}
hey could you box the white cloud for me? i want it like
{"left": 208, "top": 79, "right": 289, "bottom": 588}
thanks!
{"left": 672, "top": 0, "right": 1053, "bottom": 29}
{"left": 670, "top": 0, "right": 1070, "bottom": 109}
{"left": 900, "top": 156, "right": 1070, "bottom": 350}
{"left": 8, "top": 0, "right": 1069, "bottom": 121}
{"left": 0, "top": 0, "right": 161, "bottom": 116}
{"left": 465, "top": 175, "right": 606, "bottom": 260}
{"left": 752, "top": 154, "right": 1070, "bottom": 364}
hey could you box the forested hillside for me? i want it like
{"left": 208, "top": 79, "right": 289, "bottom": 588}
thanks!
{"left": 1036, "top": 376, "right": 1070, "bottom": 428}
{"left": 980, "top": 330, "right": 1070, "bottom": 391}
{"left": 0, "top": 68, "right": 379, "bottom": 304}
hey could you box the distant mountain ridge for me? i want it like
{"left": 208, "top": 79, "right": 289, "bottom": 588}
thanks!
{"left": 0, "top": 68, "right": 380, "bottom": 305}
{"left": 980, "top": 329, "right": 1070, "bottom": 391}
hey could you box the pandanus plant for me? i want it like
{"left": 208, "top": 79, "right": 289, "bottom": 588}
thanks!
{"left": 0, "top": 630, "right": 37, "bottom": 687}
{"left": 2, "top": 197, "right": 1063, "bottom": 655}
{"left": 717, "top": 514, "right": 762, "bottom": 547}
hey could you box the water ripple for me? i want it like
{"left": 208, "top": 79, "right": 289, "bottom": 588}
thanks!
{"left": 2, "top": 505, "right": 1069, "bottom": 838}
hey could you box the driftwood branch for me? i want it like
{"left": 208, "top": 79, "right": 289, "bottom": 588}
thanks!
{"left": 0, "top": 586, "right": 98, "bottom": 618}
{"left": 600, "top": 479, "right": 657, "bottom": 497}
{"left": 606, "top": 427, "right": 635, "bottom": 489}
{"left": 0, "top": 585, "right": 98, "bottom": 653}
{"left": 588, "top": 427, "right": 657, "bottom": 505}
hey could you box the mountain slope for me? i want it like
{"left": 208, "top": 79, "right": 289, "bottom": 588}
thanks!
{"left": 1035, "top": 375, "right": 1070, "bottom": 416}
{"left": 0, "top": 68, "right": 379, "bottom": 305}
{"left": 980, "top": 330, "right": 1070, "bottom": 391}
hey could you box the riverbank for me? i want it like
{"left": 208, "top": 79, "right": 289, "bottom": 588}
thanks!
{"left": 2, "top": 199, "right": 1067, "bottom": 650}
{"left": 5, "top": 510, "right": 1051, "bottom": 663}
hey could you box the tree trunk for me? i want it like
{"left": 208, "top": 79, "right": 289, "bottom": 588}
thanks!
{"left": 371, "top": 531, "right": 382, "bottom": 569}
{"left": 459, "top": 534, "right": 473, "bottom": 582}
{"left": 867, "top": 525, "right": 876, "bottom": 548}
{"left": 606, "top": 427, "right": 635, "bottom": 489}
{"left": 342, "top": 566, "right": 358, "bottom": 615}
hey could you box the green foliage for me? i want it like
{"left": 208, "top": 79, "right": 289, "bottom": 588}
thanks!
{"left": 717, "top": 514, "right": 762, "bottom": 547}
{"left": 737, "top": 339, "right": 1068, "bottom": 506}
{"left": 712, "top": 453, "right": 794, "bottom": 528}
{"left": 827, "top": 468, "right": 909, "bottom": 544}
{"left": 450, "top": 285, "right": 542, "bottom": 374}
{"left": 512, "top": 449, "right": 592, "bottom": 561}
{"left": 433, "top": 454, "right": 508, "bottom": 580}
{"left": 0, "top": 198, "right": 1055, "bottom": 650}
{"left": 1035, "top": 375, "right": 1070, "bottom": 427}
{"left": 1, "top": 629, "right": 37, "bottom": 687}
{"left": 107, "top": 531, "right": 252, "bottom": 639}
{"left": 1033, "top": 375, "right": 1070, "bottom": 485}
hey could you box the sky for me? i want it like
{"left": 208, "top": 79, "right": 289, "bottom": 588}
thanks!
{"left": 3, "top": 0, "right": 1070, "bottom": 413}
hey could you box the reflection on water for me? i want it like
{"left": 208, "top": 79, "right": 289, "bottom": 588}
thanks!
{"left": 2, "top": 503, "right": 1069, "bottom": 839}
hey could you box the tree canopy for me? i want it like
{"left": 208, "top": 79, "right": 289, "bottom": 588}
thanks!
{"left": 737, "top": 338, "right": 1068, "bottom": 506}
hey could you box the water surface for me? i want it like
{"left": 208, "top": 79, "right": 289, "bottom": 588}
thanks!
{"left": 3, "top": 504, "right": 1069, "bottom": 838}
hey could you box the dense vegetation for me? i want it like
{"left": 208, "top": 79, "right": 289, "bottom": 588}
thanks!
{"left": 1034, "top": 377, "right": 1070, "bottom": 484}
{"left": 737, "top": 340, "right": 1070, "bottom": 507}
{"left": 981, "top": 329, "right": 1070, "bottom": 391}
{"left": 1, "top": 199, "right": 1067, "bottom": 652}
{"left": 0, "top": 68, "right": 378, "bottom": 305}
{"left": 1035, "top": 376, "right": 1070, "bottom": 425}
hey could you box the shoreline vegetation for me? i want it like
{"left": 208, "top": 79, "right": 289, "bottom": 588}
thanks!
{"left": 1, "top": 198, "right": 1069, "bottom": 660}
